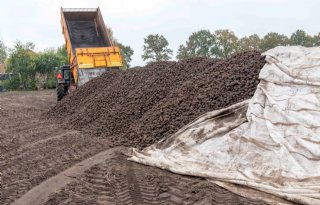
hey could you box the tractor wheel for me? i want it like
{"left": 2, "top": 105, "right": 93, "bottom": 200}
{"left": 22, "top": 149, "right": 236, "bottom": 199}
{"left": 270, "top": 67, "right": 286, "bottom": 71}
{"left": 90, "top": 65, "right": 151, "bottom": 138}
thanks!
{"left": 57, "top": 84, "right": 65, "bottom": 101}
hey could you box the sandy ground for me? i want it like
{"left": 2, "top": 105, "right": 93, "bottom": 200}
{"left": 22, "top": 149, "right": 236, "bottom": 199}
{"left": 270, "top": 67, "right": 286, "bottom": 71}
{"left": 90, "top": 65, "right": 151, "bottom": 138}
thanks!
{"left": 0, "top": 90, "right": 267, "bottom": 205}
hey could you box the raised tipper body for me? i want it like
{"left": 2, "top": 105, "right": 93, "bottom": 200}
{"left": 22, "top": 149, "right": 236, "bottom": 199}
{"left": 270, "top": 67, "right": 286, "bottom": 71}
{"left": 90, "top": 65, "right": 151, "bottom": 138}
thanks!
{"left": 56, "top": 8, "right": 123, "bottom": 101}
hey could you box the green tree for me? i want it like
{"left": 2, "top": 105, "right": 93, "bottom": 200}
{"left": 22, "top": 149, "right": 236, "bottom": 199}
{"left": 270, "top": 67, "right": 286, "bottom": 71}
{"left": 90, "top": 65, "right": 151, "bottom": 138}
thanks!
{"left": 142, "top": 34, "right": 173, "bottom": 62}
{"left": 6, "top": 41, "right": 37, "bottom": 89}
{"left": 313, "top": 33, "right": 320, "bottom": 46}
{"left": 177, "top": 30, "right": 216, "bottom": 60}
{"left": 214, "top": 29, "right": 239, "bottom": 59}
{"left": 106, "top": 27, "right": 134, "bottom": 69}
{"left": 35, "top": 49, "right": 61, "bottom": 88}
{"left": 260, "top": 32, "right": 289, "bottom": 51}
{"left": 106, "top": 26, "right": 115, "bottom": 45}
{"left": 238, "top": 34, "right": 261, "bottom": 51}
{"left": 0, "top": 40, "right": 7, "bottom": 64}
{"left": 57, "top": 45, "right": 69, "bottom": 65}
{"left": 176, "top": 45, "right": 188, "bottom": 60}
{"left": 116, "top": 42, "right": 134, "bottom": 69}
{"left": 290, "top": 30, "right": 314, "bottom": 47}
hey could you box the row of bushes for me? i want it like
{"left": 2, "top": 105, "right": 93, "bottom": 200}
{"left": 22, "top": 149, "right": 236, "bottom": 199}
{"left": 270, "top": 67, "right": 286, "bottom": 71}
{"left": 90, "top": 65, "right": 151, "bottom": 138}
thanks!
{"left": 0, "top": 75, "right": 57, "bottom": 91}
{"left": 0, "top": 41, "right": 68, "bottom": 91}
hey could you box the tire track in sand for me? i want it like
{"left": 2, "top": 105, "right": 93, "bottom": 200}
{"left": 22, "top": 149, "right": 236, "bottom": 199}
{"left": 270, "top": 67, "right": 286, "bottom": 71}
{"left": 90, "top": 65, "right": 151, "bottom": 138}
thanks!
{"left": 42, "top": 151, "right": 268, "bottom": 205}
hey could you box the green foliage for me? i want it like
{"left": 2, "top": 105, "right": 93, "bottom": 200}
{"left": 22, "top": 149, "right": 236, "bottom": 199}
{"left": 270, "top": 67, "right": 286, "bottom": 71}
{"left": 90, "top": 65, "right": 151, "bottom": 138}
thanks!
{"left": 34, "top": 48, "right": 61, "bottom": 88}
{"left": 6, "top": 41, "right": 37, "bottom": 90}
{"left": 117, "top": 43, "right": 134, "bottom": 69}
{"left": 47, "top": 73, "right": 57, "bottom": 89}
{"left": 35, "top": 49, "right": 60, "bottom": 74}
{"left": 260, "top": 32, "right": 289, "bottom": 51}
{"left": 177, "top": 30, "right": 216, "bottom": 60}
{"left": 214, "top": 29, "right": 239, "bottom": 59}
{"left": 56, "top": 45, "right": 69, "bottom": 65}
{"left": 106, "top": 27, "right": 134, "bottom": 69}
{"left": 290, "top": 30, "right": 314, "bottom": 47}
{"left": 175, "top": 29, "right": 320, "bottom": 60}
{"left": 2, "top": 28, "right": 320, "bottom": 92}
{"left": 176, "top": 45, "right": 188, "bottom": 60}
{"left": 142, "top": 34, "right": 173, "bottom": 62}
{"left": 238, "top": 34, "right": 261, "bottom": 51}
{"left": 106, "top": 27, "right": 115, "bottom": 45}
{"left": 313, "top": 33, "right": 320, "bottom": 46}
{"left": 1, "top": 75, "right": 21, "bottom": 90}
{"left": 0, "top": 40, "right": 7, "bottom": 64}
{"left": 1, "top": 26, "right": 134, "bottom": 90}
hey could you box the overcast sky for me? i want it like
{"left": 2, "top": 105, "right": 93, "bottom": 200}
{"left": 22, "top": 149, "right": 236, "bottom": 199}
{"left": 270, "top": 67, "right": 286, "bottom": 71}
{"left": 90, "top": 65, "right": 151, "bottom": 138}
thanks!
{"left": 0, "top": 0, "right": 319, "bottom": 66}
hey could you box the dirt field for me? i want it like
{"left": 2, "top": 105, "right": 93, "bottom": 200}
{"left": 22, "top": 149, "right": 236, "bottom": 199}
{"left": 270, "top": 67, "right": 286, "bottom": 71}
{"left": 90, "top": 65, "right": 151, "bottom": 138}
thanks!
{"left": 0, "top": 90, "right": 268, "bottom": 205}
{"left": 0, "top": 90, "right": 111, "bottom": 204}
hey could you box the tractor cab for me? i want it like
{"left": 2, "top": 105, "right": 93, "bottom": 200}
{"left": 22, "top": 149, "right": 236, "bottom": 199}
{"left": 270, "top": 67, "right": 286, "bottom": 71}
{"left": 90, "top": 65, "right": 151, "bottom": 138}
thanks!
{"left": 56, "top": 65, "right": 74, "bottom": 101}
{"left": 56, "top": 65, "right": 71, "bottom": 85}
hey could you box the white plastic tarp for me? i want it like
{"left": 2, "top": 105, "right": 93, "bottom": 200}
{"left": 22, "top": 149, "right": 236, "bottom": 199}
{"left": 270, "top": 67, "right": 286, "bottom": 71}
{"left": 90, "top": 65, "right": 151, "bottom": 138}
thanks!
{"left": 129, "top": 46, "right": 320, "bottom": 205}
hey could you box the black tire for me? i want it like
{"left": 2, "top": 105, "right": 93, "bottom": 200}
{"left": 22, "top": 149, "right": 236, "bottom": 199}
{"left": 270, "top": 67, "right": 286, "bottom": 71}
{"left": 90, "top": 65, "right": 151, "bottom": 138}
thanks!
{"left": 57, "top": 84, "right": 65, "bottom": 101}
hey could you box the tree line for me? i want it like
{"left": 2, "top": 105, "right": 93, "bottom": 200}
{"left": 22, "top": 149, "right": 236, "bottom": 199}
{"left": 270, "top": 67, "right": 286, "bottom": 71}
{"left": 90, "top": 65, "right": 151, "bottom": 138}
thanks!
{"left": 0, "top": 38, "right": 133, "bottom": 90}
{"left": 0, "top": 41, "right": 69, "bottom": 90}
{"left": 141, "top": 29, "right": 320, "bottom": 62}
{"left": 0, "top": 29, "right": 318, "bottom": 90}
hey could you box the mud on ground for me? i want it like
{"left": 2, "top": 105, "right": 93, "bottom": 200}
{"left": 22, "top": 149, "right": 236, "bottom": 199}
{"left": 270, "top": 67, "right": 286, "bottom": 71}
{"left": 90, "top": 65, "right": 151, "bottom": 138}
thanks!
{"left": 0, "top": 91, "right": 267, "bottom": 205}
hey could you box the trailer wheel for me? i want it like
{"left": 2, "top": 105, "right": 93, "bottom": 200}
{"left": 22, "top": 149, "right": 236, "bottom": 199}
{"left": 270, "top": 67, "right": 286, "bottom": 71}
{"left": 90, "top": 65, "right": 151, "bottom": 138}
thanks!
{"left": 57, "top": 84, "right": 65, "bottom": 101}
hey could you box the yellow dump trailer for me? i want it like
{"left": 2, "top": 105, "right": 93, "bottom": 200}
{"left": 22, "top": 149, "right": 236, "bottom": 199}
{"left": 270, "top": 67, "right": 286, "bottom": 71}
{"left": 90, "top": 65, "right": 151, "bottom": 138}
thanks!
{"left": 57, "top": 8, "right": 123, "bottom": 100}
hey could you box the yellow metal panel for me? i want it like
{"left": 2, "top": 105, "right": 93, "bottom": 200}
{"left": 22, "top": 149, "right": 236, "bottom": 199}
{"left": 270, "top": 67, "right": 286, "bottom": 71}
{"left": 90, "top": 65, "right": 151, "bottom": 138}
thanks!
{"left": 71, "top": 67, "right": 78, "bottom": 84}
{"left": 60, "top": 10, "right": 75, "bottom": 66}
{"left": 76, "top": 47, "right": 123, "bottom": 69}
{"left": 61, "top": 8, "right": 124, "bottom": 84}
